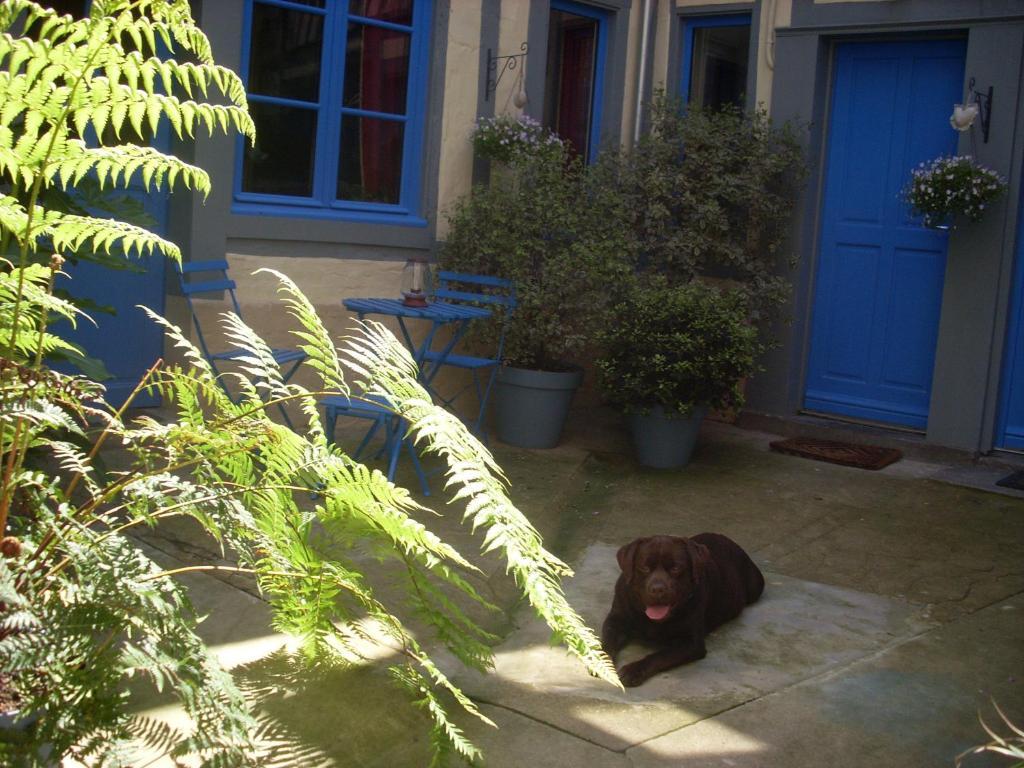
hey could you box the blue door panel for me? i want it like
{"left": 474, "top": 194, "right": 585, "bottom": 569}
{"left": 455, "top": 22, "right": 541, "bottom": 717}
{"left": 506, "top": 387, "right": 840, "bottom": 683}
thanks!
{"left": 996, "top": 177, "right": 1024, "bottom": 449}
{"left": 879, "top": 247, "right": 946, "bottom": 391}
{"left": 841, "top": 58, "right": 899, "bottom": 224}
{"left": 821, "top": 244, "right": 880, "bottom": 382}
{"left": 902, "top": 52, "right": 968, "bottom": 184}
{"left": 805, "top": 39, "right": 966, "bottom": 429}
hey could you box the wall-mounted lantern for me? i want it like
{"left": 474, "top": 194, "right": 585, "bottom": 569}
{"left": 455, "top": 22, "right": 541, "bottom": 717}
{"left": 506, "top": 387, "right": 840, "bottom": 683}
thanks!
{"left": 950, "top": 77, "right": 993, "bottom": 143}
{"left": 950, "top": 102, "right": 979, "bottom": 132}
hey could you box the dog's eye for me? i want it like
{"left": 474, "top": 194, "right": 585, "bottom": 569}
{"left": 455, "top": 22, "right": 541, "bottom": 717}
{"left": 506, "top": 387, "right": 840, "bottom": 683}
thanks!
{"left": 638, "top": 565, "right": 651, "bottom": 574}
{"left": 669, "top": 566, "right": 682, "bottom": 576}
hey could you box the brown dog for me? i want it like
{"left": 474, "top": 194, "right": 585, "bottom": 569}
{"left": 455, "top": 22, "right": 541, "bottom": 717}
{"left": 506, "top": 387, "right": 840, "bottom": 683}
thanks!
{"left": 601, "top": 533, "right": 764, "bottom": 687}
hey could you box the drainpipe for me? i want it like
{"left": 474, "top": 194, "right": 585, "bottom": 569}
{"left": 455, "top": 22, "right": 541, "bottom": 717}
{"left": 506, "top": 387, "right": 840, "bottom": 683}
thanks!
{"left": 633, "top": 0, "right": 654, "bottom": 144}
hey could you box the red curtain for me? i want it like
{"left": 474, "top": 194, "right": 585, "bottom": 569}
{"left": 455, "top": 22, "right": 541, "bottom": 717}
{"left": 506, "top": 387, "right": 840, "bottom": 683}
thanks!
{"left": 357, "top": 0, "right": 409, "bottom": 202}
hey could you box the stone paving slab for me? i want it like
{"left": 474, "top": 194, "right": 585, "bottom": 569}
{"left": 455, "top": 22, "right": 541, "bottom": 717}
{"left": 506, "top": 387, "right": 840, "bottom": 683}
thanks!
{"left": 114, "top": 417, "right": 1024, "bottom": 768}
{"left": 128, "top": 540, "right": 435, "bottom": 768}
{"left": 452, "top": 544, "right": 934, "bottom": 753}
{"left": 458, "top": 704, "right": 628, "bottom": 768}
{"left": 629, "top": 595, "right": 1024, "bottom": 768}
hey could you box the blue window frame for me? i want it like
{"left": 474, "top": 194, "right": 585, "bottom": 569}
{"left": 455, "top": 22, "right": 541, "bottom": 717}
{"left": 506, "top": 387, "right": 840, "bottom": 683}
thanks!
{"left": 235, "top": 0, "right": 432, "bottom": 225}
{"left": 680, "top": 13, "right": 752, "bottom": 110}
{"left": 544, "top": 0, "right": 608, "bottom": 162}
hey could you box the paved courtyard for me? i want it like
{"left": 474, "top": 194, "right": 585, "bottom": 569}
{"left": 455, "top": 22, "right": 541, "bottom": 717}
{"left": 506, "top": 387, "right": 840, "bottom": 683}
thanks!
{"left": 131, "top": 412, "right": 1024, "bottom": 767}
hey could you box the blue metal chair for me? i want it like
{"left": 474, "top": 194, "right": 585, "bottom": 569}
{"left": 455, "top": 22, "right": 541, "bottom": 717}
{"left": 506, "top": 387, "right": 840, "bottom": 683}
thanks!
{"left": 321, "top": 392, "right": 430, "bottom": 495}
{"left": 175, "top": 260, "right": 306, "bottom": 427}
{"left": 420, "top": 271, "right": 515, "bottom": 442}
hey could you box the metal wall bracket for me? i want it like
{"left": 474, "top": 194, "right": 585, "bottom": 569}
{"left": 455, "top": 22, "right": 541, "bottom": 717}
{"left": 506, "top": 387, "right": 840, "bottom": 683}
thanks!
{"left": 968, "top": 77, "right": 994, "bottom": 144}
{"left": 485, "top": 42, "right": 528, "bottom": 102}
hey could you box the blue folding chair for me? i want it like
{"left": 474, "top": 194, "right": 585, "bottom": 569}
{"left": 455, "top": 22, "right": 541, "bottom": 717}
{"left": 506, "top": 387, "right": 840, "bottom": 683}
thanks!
{"left": 421, "top": 271, "right": 515, "bottom": 442}
{"left": 321, "top": 392, "right": 431, "bottom": 495}
{"left": 175, "top": 260, "right": 307, "bottom": 427}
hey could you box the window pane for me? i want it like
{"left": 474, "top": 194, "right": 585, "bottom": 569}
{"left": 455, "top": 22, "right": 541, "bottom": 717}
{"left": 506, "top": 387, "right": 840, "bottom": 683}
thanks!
{"left": 349, "top": 0, "right": 413, "bottom": 26}
{"left": 689, "top": 25, "right": 750, "bottom": 109}
{"left": 343, "top": 23, "right": 411, "bottom": 115}
{"left": 249, "top": 3, "right": 324, "bottom": 102}
{"left": 544, "top": 10, "right": 598, "bottom": 159}
{"left": 337, "top": 115, "right": 405, "bottom": 204}
{"left": 243, "top": 102, "right": 317, "bottom": 196}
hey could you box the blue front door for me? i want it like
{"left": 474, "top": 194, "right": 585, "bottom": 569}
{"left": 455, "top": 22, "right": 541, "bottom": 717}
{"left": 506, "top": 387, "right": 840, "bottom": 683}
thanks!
{"left": 804, "top": 39, "right": 966, "bottom": 429}
{"left": 57, "top": 158, "right": 169, "bottom": 408}
{"left": 59, "top": 235, "right": 167, "bottom": 408}
{"left": 996, "top": 179, "right": 1024, "bottom": 450}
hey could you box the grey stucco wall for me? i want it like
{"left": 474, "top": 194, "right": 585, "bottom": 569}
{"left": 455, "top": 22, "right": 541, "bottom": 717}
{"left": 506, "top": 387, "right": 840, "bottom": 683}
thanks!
{"left": 930, "top": 22, "right": 1024, "bottom": 451}
{"left": 472, "top": 0, "right": 502, "bottom": 185}
{"left": 743, "top": 29, "right": 830, "bottom": 422}
{"left": 746, "top": 1, "right": 1024, "bottom": 454}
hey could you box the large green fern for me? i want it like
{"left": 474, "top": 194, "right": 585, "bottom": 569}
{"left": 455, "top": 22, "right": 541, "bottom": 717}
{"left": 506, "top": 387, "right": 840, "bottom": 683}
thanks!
{"left": 0, "top": 0, "right": 252, "bottom": 527}
{"left": 0, "top": 2, "right": 617, "bottom": 766}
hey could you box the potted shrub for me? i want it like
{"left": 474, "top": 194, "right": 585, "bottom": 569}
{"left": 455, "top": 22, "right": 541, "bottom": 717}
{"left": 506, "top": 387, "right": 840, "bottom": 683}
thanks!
{"left": 596, "top": 278, "right": 761, "bottom": 468}
{"left": 594, "top": 95, "right": 806, "bottom": 339}
{"left": 441, "top": 121, "right": 628, "bottom": 448}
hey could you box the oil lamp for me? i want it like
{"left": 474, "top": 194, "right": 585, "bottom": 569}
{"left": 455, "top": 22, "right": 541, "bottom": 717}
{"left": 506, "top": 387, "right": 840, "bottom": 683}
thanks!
{"left": 400, "top": 255, "right": 432, "bottom": 307}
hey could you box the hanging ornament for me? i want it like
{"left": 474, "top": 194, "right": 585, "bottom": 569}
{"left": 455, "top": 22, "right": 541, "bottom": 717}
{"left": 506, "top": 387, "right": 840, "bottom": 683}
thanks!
{"left": 512, "top": 54, "right": 528, "bottom": 109}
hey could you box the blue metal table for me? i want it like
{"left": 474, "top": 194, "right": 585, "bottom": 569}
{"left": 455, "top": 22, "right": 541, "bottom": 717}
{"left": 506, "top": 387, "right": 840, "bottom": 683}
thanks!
{"left": 342, "top": 297, "right": 492, "bottom": 384}
{"left": 332, "top": 297, "right": 493, "bottom": 492}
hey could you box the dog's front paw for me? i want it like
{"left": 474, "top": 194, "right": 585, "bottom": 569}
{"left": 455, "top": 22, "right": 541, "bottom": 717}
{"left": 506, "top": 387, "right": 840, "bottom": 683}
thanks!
{"left": 617, "top": 661, "right": 650, "bottom": 688}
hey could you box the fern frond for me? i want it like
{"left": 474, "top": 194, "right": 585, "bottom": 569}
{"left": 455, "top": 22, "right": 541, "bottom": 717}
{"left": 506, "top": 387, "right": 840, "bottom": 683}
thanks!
{"left": 404, "top": 566, "right": 497, "bottom": 672}
{"left": 50, "top": 143, "right": 211, "bottom": 196}
{"left": 0, "top": 195, "right": 41, "bottom": 249}
{"left": 256, "top": 268, "right": 348, "bottom": 395}
{"left": 390, "top": 664, "right": 486, "bottom": 768}
{"left": 290, "top": 383, "right": 329, "bottom": 444}
{"left": 315, "top": 456, "right": 478, "bottom": 574}
{"left": 0, "top": 262, "right": 87, "bottom": 362}
{"left": 47, "top": 209, "right": 181, "bottom": 261}
{"left": 338, "top": 321, "right": 621, "bottom": 689}
{"left": 137, "top": 307, "right": 215, "bottom": 384}
{"left": 342, "top": 318, "right": 420, "bottom": 384}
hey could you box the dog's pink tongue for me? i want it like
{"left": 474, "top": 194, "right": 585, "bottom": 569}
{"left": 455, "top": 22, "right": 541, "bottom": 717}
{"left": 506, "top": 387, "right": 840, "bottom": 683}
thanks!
{"left": 645, "top": 605, "right": 670, "bottom": 621}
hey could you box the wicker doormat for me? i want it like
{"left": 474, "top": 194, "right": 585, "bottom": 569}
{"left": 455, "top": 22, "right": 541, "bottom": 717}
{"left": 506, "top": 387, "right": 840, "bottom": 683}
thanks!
{"left": 769, "top": 437, "right": 903, "bottom": 470}
{"left": 995, "top": 470, "right": 1024, "bottom": 490}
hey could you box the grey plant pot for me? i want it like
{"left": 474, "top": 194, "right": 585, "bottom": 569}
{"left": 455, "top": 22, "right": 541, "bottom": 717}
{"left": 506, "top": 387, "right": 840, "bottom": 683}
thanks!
{"left": 628, "top": 405, "right": 707, "bottom": 469}
{"left": 494, "top": 365, "right": 583, "bottom": 449}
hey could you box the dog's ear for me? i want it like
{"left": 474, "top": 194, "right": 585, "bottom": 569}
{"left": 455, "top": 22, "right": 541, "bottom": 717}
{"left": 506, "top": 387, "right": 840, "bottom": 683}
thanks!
{"left": 685, "top": 538, "right": 712, "bottom": 583}
{"left": 616, "top": 539, "right": 645, "bottom": 582}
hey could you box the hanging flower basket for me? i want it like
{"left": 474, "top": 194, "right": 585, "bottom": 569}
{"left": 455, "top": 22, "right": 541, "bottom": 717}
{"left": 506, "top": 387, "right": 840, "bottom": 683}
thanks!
{"left": 472, "top": 114, "right": 564, "bottom": 165}
{"left": 904, "top": 155, "right": 1007, "bottom": 229}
